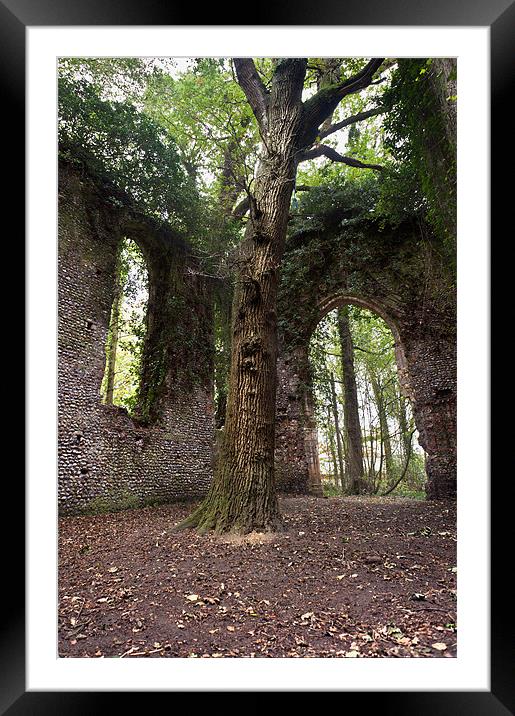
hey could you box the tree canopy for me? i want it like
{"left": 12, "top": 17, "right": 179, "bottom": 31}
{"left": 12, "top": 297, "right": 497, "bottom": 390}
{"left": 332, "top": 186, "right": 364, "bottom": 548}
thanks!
{"left": 58, "top": 56, "right": 456, "bottom": 257}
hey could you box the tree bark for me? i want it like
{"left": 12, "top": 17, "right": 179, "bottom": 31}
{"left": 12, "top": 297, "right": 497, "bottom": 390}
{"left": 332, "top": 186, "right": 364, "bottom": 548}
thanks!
{"left": 337, "top": 306, "right": 365, "bottom": 494}
{"left": 329, "top": 372, "right": 346, "bottom": 493}
{"left": 398, "top": 393, "right": 412, "bottom": 459}
{"left": 398, "top": 393, "right": 418, "bottom": 488}
{"left": 371, "top": 375, "right": 394, "bottom": 484}
{"left": 326, "top": 406, "right": 340, "bottom": 488}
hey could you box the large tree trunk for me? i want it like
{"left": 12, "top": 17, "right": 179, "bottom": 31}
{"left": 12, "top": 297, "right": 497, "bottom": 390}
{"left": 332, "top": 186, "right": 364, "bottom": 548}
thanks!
{"left": 179, "top": 59, "right": 307, "bottom": 533}
{"left": 337, "top": 306, "right": 365, "bottom": 494}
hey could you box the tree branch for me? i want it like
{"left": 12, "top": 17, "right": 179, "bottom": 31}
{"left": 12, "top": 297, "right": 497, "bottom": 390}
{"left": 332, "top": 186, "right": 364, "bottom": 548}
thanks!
{"left": 380, "top": 429, "right": 416, "bottom": 496}
{"left": 299, "top": 144, "right": 383, "bottom": 171}
{"left": 233, "top": 58, "right": 269, "bottom": 131}
{"left": 232, "top": 196, "right": 250, "bottom": 219}
{"left": 318, "top": 106, "right": 385, "bottom": 141}
{"left": 300, "top": 58, "right": 384, "bottom": 148}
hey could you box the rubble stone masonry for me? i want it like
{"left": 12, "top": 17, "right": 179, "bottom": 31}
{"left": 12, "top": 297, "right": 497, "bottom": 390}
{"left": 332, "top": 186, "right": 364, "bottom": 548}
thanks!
{"left": 58, "top": 160, "right": 215, "bottom": 514}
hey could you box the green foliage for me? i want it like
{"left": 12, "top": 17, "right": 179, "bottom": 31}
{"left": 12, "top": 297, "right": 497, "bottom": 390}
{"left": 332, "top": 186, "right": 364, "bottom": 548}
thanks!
{"left": 385, "top": 453, "right": 427, "bottom": 497}
{"left": 143, "top": 58, "right": 258, "bottom": 199}
{"left": 58, "top": 57, "right": 160, "bottom": 101}
{"left": 292, "top": 171, "right": 381, "bottom": 232}
{"left": 142, "top": 59, "right": 251, "bottom": 269}
{"left": 380, "top": 59, "right": 456, "bottom": 252}
{"left": 58, "top": 73, "right": 201, "bottom": 236}
{"left": 322, "top": 480, "right": 344, "bottom": 497}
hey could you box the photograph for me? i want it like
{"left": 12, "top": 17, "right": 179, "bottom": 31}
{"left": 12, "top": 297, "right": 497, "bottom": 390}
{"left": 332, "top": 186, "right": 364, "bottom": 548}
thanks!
{"left": 9, "top": 6, "right": 499, "bottom": 705}
{"left": 57, "top": 55, "right": 458, "bottom": 660}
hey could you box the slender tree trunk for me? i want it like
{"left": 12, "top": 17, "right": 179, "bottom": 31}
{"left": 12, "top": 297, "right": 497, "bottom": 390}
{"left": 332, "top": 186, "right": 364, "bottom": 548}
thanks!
{"left": 398, "top": 393, "right": 417, "bottom": 488}
{"left": 371, "top": 375, "right": 394, "bottom": 484}
{"left": 360, "top": 400, "right": 371, "bottom": 478}
{"left": 329, "top": 372, "right": 346, "bottom": 493}
{"left": 398, "top": 394, "right": 411, "bottom": 456}
{"left": 367, "top": 391, "right": 377, "bottom": 490}
{"left": 374, "top": 429, "right": 385, "bottom": 494}
{"left": 105, "top": 251, "right": 123, "bottom": 405}
{"left": 326, "top": 406, "right": 339, "bottom": 488}
{"left": 337, "top": 306, "right": 365, "bottom": 494}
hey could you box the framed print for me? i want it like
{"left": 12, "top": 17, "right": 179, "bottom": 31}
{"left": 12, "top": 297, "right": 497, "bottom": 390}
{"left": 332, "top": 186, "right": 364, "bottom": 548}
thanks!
{"left": 4, "top": 0, "right": 505, "bottom": 711}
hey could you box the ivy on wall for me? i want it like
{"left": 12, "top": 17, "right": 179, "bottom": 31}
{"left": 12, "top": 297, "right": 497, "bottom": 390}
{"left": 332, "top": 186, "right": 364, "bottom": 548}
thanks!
{"left": 380, "top": 59, "right": 457, "bottom": 264}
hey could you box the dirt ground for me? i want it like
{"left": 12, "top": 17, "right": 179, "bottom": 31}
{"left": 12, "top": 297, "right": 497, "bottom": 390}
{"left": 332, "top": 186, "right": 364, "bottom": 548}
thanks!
{"left": 58, "top": 495, "right": 457, "bottom": 658}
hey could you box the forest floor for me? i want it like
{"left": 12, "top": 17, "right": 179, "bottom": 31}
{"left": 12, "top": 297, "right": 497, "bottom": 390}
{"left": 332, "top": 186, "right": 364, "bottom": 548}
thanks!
{"left": 58, "top": 495, "right": 457, "bottom": 658}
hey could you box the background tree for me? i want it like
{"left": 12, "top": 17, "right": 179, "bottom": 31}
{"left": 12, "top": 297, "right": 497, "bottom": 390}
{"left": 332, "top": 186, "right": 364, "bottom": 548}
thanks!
{"left": 337, "top": 306, "right": 365, "bottom": 494}
{"left": 309, "top": 307, "right": 426, "bottom": 497}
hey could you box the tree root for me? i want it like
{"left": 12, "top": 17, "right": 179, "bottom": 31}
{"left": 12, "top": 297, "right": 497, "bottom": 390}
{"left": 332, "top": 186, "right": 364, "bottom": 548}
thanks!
{"left": 172, "top": 500, "right": 283, "bottom": 536}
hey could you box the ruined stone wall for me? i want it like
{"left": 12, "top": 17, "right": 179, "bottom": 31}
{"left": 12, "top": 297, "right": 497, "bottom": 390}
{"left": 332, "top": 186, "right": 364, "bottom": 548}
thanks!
{"left": 401, "top": 324, "right": 457, "bottom": 500}
{"left": 275, "top": 218, "right": 457, "bottom": 500}
{"left": 275, "top": 348, "right": 323, "bottom": 496}
{"left": 275, "top": 350, "right": 311, "bottom": 494}
{"left": 58, "top": 157, "right": 456, "bottom": 511}
{"left": 58, "top": 160, "right": 215, "bottom": 515}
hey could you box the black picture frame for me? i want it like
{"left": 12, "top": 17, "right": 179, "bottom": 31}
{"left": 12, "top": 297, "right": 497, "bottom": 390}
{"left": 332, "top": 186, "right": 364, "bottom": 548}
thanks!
{"left": 6, "top": 0, "right": 504, "bottom": 711}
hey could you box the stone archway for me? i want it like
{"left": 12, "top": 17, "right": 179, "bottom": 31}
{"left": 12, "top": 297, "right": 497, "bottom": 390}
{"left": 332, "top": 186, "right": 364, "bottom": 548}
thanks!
{"left": 275, "top": 215, "right": 456, "bottom": 500}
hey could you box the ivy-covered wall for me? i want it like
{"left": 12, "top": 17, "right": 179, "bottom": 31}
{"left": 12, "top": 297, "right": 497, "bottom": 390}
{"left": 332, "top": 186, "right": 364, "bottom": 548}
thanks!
{"left": 58, "top": 160, "right": 215, "bottom": 515}
{"left": 275, "top": 216, "right": 457, "bottom": 500}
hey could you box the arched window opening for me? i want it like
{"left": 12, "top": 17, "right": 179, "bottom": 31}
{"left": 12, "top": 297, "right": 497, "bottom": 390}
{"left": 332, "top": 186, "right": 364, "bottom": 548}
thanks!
{"left": 212, "top": 287, "right": 233, "bottom": 430}
{"left": 101, "top": 237, "right": 149, "bottom": 414}
{"left": 309, "top": 305, "right": 426, "bottom": 498}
